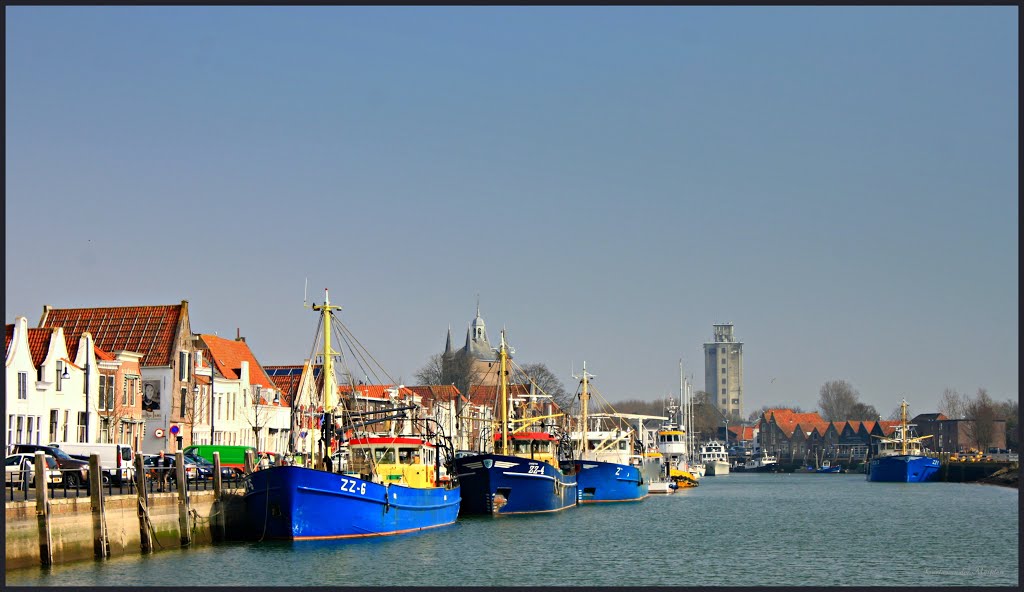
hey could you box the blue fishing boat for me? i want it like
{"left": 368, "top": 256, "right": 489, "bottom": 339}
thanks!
{"left": 244, "top": 289, "right": 460, "bottom": 540}
{"left": 566, "top": 363, "right": 648, "bottom": 503}
{"left": 454, "top": 331, "right": 578, "bottom": 515}
{"left": 814, "top": 460, "right": 842, "bottom": 473}
{"left": 867, "top": 400, "right": 940, "bottom": 483}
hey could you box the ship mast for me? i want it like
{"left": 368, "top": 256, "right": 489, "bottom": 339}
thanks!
{"left": 499, "top": 330, "right": 509, "bottom": 456}
{"left": 312, "top": 289, "right": 342, "bottom": 461}
{"left": 575, "top": 362, "right": 594, "bottom": 460}
{"left": 900, "top": 399, "right": 908, "bottom": 456}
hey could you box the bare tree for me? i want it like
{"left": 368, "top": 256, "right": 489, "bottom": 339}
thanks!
{"left": 848, "top": 402, "right": 879, "bottom": 421}
{"left": 513, "top": 363, "right": 570, "bottom": 410}
{"left": 243, "top": 385, "right": 273, "bottom": 452}
{"left": 992, "top": 398, "right": 1018, "bottom": 450}
{"left": 964, "top": 388, "right": 997, "bottom": 452}
{"left": 817, "top": 380, "right": 861, "bottom": 421}
{"left": 414, "top": 353, "right": 446, "bottom": 385}
{"left": 938, "top": 388, "right": 967, "bottom": 419}
{"left": 691, "top": 390, "right": 726, "bottom": 440}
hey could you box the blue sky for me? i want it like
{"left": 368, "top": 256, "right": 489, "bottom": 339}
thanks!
{"left": 5, "top": 7, "right": 1018, "bottom": 418}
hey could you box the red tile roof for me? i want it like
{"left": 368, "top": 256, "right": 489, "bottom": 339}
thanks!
{"left": 860, "top": 420, "right": 878, "bottom": 433}
{"left": 264, "top": 365, "right": 304, "bottom": 405}
{"left": 878, "top": 420, "right": 901, "bottom": 436}
{"left": 338, "top": 384, "right": 416, "bottom": 401}
{"left": 198, "top": 334, "right": 275, "bottom": 391}
{"left": 27, "top": 328, "right": 56, "bottom": 367}
{"left": 765, "top": 409, "right": 826, "bottom": 437}
{"left": 406, "top": 385, "right": 462, "bottom": 404}
{"left": 467, "top": 383, "right": 533, "bottom": 406}
{"left": 727, "top": 425, "right": 756, "bottom": 440}
{"left": 40, "top": 305, "right": 183, "bottom": 366}
{"left": 94, "top": 346, "right": 116, "bottom": 362}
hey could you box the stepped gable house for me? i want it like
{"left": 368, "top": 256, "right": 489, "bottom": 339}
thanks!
{"left": 6, "top": 317, "right": 102, "bottom": 447}
{"left": 39, "top": 302, "right": 194, "bottom": 454}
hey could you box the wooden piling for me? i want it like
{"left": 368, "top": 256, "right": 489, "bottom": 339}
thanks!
{"left": 244, "top": 450, "right": 255, "bottom": 475}
{"left": 211, "top": 452, "right": 225, "bottom": 542}
{"left": 213, "top": 452, "right": 223, "bottom": 500}
{"left": 35, "top": 452, "right": 53, "bottom": 567}
{"left": 134, "top": 453, "right": 152, "bottom": 554}
{"left": 176, "top": 451, "right": 191, "bottom": 547}
{"left": 89, "top": 454, "right": 109, "bottom": 559}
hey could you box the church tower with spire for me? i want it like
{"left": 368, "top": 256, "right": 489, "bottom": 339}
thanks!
{"left": 442, "top": 299, "right": 499, "bottom": 387}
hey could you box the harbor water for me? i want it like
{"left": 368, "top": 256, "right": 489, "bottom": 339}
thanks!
{"left": 6, "top": 472, "right": 1018, "bottom": 587}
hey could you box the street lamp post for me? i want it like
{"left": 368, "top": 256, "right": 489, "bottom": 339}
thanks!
{"left": 209, "top": 368, "right": 215, "bottom": 445}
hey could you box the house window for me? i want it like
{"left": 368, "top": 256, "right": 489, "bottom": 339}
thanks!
{"left": 63, "top": 410, "right": 70, "bottom": 441}
{"left": 721, "top": 399, "right": 727, "bottom": 405}
{"left": 181, "top": 387, "right": 187, "bottom": 416}
{"left": 108, "top": 376, "right": 117, "bottom": 409}
{"left": 732, "top": 399, "right": 740, "bottom": 405}
{"left": 720, "top": 388, "right": 726, "bottom": 395}
{"left": 721, "top": 378, "right": 727, "bottom": 384}
{"left": 16, "top": 415, "right": 25, "bottom": 444}
{"left": 18, "top": 372, "right": 28, "bottom": 399}
{"left": 49, "top": 410, "right": 59, "bottom": 442}
{"left": 121, "top": 377, "right": 128, "bottom": 406}
{"left": 56, "top": 361, "right": 64, "bottom": 391}
{"left": 129, "top": 377, "right": 137, "bottom": 406}
{"left": 77, "top": 412, "right": 87, "bottom": 442}
{"left": 179, "top": 351, "right": 191, "bottom": 382}
{"left": 721, "top": 367, "right": 726, "bottom": 374}
{"left": 7, "top": 415, "right": 13, "bottom": 445}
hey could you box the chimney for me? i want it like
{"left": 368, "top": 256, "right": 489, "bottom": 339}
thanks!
{"left": 236, "top": 328, "right": 245, "bottom": 342}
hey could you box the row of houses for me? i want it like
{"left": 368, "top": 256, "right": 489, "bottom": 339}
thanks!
{"left": 5, "top": 301, "right": 543, "bottom": 458}
{"left": 725, "top": 408, "right": 1008, "bottom": 463}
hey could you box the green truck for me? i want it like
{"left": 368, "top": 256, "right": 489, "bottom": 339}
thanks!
{"left": 183, "top": 445, "right": 257, "bottom": 474}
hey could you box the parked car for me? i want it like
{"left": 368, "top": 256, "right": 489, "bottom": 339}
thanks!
{"left": 5, "top": 453, "right": 63, "bottom": 488}
{"left": 142, "top": 454, "right": 199, "bottom": 484}
{"left": 183, "top": 452, "right": 231, "bottom": 481}
{"left": 49, "top": 442, "right": 134, "bottom": 485}
{"left": 9, "top": 443, "right": 90, "bottom": 488}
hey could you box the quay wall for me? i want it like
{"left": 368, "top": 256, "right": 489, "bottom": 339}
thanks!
{"left": 5, "top": 491, "right": 247, "bottom": 571}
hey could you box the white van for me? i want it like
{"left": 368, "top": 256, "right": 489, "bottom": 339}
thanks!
{"left": 49, "top": 442, "right": 135, "bottom": 485}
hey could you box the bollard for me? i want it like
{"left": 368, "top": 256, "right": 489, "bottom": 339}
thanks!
{"left": 89, "top": 454, "right": 109, "bottom": 559}
{"left": 35, "top": 452, "right": 53, "bottom": 567}
{"left": 134, "top": 453, "right": 152, "bottom": 554}
{"left": 175, "top": 451, "right": 190, "bottom": 547}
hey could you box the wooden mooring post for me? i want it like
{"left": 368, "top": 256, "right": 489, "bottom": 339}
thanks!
{"left": 89, "top": 454, "right": 110, "bottom": 559}
{"left": 176, "top": 451, "right": 191, "bottom": 547}
{"left": 134, "top": 453, "right": 152, "bottom": 554}
{"left": 35, "top": 452, "right": 53, "bottom": 567}
{"left": 211, "top": 452, "right": 226, "bottom": 542}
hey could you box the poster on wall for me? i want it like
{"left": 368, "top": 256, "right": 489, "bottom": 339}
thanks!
{"left": 143, "top": 380, "right": 161, "bottom": 412}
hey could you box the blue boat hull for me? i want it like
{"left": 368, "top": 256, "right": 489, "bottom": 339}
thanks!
{"left": 867, "top": 455, "right": 940, "bottom": 483}
{"left": 572, "top": 460, "right": 648, "bottom": 503}
{"left": 244, "top": 466, "right": 460, "bottom": 540}
{"left": 454, "top": 454, "right": 577, "bottom": 515}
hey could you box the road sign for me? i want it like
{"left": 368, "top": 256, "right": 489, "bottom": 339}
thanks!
{"left": 154, "top": 428, "right": 165, "bottom": 438}
{"left": 169, "top": 425, "right": 180, "bottom": 436}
